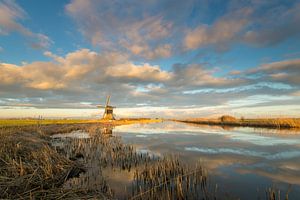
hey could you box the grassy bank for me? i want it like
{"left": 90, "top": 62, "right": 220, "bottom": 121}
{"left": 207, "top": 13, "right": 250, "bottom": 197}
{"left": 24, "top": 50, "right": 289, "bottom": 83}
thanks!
{"left": 0, "top": 118, "right": 162, "bottom": 127}
{"left": 175, "top": 116, "right": 300, "bottom": 129}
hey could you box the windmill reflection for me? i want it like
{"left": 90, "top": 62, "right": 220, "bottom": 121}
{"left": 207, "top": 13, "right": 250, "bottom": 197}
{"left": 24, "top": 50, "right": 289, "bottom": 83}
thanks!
{"left": 101, "top": 126, "right": 113, "bottom": 135}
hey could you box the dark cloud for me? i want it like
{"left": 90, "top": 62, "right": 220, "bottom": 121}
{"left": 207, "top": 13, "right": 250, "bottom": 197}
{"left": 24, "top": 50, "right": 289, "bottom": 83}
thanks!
{"left": 248, "top": 58, "right": 300, "bottom": 85}
{"left": 169, "top": 63, "right": 247, "bottom": 89}
{"left": 243, "top": 2, "right": 300, "bottom": 46}
{"left": 185, "top": 1, "right": 300, "bottom": 51}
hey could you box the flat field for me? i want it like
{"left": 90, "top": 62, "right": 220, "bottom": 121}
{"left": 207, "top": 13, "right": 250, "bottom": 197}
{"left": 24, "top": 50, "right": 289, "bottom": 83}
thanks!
{"left": 0, "top": 118, "right": 162, "bottom": 127}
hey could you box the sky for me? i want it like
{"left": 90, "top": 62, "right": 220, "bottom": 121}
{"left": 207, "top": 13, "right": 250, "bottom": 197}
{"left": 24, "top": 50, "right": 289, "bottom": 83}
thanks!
{"left": 0, "top": 0, "right": 300, "bottom": 119}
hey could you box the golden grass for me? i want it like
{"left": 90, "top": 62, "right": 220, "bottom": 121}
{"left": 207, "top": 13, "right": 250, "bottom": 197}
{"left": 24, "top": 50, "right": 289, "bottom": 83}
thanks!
{"left": 0, "top": 119, "right": 92, "bottom": 127}
{"left": 0, "top": 126, "right": 96, "bottom": 199}
{"left": 0, "top": 118, "right": 162, "bottom": 127}
{"left": 131, "top": 157, "right": 211, "bottom": 200}
{"left": 176, "top": 116, "right": 300, "bottom": 129}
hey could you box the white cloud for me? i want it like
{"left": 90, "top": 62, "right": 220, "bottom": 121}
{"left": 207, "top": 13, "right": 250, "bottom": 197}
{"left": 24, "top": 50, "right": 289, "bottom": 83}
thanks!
{"left": 106, "top": 63, "right": 172, "bottom": 82}
{"left": 0, "top": 49, "right": 172, "bottom": 93}
{"left": 184, "top": 8, "right": 251, "bottom": 50}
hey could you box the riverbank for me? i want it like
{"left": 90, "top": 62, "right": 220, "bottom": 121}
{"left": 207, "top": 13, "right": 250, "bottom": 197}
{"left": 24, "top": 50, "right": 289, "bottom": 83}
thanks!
{"left": 174, "top": 116, "right": 300, "bottom": 129}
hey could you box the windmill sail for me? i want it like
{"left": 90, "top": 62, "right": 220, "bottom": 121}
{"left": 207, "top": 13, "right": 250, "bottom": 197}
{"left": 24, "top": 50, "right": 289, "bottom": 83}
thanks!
{"left": 106, "top": 95, "right": 110, "bottom": 106}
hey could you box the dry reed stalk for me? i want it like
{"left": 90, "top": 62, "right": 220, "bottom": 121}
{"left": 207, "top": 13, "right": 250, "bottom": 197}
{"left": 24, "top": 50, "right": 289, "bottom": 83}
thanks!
{"left": 0, "top": 125, "right": 108, "bottom": 199}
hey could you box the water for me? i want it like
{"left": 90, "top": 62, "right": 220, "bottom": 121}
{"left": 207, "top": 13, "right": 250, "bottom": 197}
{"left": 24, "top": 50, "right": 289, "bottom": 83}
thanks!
{"left": 113, "top": 121, "right": 300, "bottom": 199}
{"left": 51, "top": 121, "right": 300, "bottom": 199}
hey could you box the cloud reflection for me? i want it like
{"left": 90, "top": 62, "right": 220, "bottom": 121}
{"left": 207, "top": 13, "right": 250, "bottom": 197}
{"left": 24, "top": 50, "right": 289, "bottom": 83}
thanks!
{"left": 185, "top": 147, "right": 300, "bottom": 160}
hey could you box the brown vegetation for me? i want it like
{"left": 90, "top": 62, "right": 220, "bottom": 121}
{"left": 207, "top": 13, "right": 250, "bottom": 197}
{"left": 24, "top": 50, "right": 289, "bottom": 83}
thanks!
{"left": 176, "top": 116, "right": 300, "bottom": 129}
{"left": 131, "top": 157, "right": 212, "bottom": 199}
{"left": 0, "top": 125, "right": 96, "bottom": 199}
{"left": 219, "top": 115, "right": 237, "bottom": 122}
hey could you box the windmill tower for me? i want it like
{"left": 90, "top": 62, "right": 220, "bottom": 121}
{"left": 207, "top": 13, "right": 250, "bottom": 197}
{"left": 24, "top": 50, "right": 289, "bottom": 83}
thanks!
{"left": 97, "top": 95, "right": 116, "bottom": 120}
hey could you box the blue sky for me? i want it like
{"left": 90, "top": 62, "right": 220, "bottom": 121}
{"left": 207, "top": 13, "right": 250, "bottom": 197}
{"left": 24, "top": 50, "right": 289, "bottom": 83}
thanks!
{"left": 1, "top": 0, "right": 300, "bottom": 118}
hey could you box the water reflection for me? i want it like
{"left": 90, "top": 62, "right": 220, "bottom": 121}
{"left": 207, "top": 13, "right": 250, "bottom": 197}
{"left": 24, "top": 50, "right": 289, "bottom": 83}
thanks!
{"left": 185, "top": 147, "right": 300, "bottom": 160}
{"left": 114, "top": 121, "right": 300, "bottom": 199}
{"left": 114, "top": 122, "right": 300, "bottom": 146}
{"left": 51, "top": 126, "right": 166, "bottom": 199}
{"left": 51, "top": 122, "right": 300, "bottom": 199}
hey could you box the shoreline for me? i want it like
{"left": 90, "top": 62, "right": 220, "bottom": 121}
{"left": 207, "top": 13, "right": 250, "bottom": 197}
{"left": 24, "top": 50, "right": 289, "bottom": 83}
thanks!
{"left": 173, "top": 117, "right": 300, "bottom": 129}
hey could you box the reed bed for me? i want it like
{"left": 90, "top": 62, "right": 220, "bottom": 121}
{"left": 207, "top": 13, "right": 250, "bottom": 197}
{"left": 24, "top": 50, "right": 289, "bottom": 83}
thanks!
{"left": 177, "top": 116, "right": 300, "bottom": 129}
{"left": 131, "top": 157, "right": 213, "bottom": 200}
{"left": 0, "top": 125, "right": 108, "bottom": 199}
{"left": 265, "top": 185, "right": 291, "bottom": 200}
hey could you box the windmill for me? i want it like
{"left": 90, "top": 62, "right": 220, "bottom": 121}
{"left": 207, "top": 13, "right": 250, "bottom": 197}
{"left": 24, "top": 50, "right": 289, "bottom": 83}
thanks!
{"left": 97, "top": 95, "right": 116, "bottom": 120}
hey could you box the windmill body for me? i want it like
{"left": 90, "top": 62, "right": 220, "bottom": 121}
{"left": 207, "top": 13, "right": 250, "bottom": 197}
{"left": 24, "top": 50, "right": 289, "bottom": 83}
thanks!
{"left": 103, "top": 105, "right": 115, "bottom": 120}
{"left": 97, "top": 95, "right": 116, "bottom": 120}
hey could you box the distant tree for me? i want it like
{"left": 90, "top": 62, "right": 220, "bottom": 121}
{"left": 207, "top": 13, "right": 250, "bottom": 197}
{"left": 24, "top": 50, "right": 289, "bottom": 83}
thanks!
{"left": 220, "top": 115, "right": 237, "bottom": 122}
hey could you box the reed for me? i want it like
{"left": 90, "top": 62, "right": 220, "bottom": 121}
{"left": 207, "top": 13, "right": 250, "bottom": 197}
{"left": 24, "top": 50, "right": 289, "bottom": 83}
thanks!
{"left": 176, "top": 116, "right": 300, "bottom": 129}
{"left": 265, "top": 185, "right": 291, "bottom": 200}
{"left": 130, "top": 157, "right": 213, "bottom": 200}
{"left": 0, "top": 125, "right": 108, "bottom": 199}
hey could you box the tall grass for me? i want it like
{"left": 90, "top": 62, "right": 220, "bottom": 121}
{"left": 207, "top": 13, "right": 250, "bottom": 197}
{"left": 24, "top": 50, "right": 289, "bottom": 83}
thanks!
{"left": 0, "top": 125, "right": 106, "bottom": 199}
{"left": 176, "top": 116, "right": 300, "bottom": 129}
{"left": 131, "top": 157, "right": 212, "bottom": 200}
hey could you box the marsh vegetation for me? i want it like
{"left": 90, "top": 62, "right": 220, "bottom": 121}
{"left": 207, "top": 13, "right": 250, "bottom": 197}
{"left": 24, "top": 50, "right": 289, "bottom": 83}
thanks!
{"left": 177, "top": 115, "right": 300, "bottom": 129}
{"left": 0, "top": 122, "right": 296, "bottom": 199}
